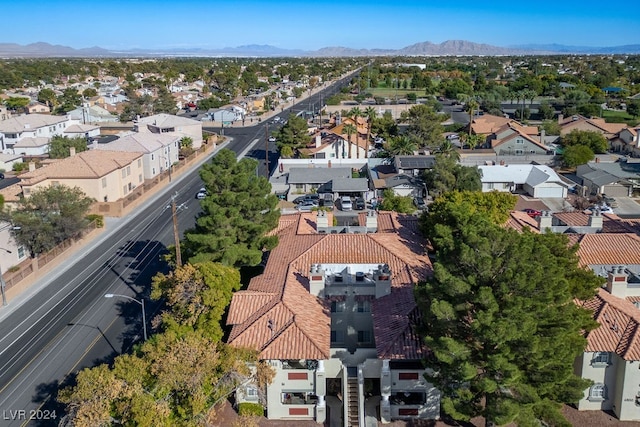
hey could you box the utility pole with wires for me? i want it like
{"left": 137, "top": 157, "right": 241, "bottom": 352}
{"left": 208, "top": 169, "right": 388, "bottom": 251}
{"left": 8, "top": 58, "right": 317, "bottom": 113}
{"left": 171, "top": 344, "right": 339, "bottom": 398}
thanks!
{"left": 166, "top": 193, "right": 187, "bottom": 267}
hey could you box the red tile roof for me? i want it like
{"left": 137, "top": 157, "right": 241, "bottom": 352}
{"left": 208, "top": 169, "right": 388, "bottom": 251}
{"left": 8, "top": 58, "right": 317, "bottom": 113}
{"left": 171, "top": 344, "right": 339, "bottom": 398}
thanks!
{"left": 226, "top": 212, "right": 431, "bottom": 360}
{"left": 578, "top": 288, "right": 640, "bottom": 360}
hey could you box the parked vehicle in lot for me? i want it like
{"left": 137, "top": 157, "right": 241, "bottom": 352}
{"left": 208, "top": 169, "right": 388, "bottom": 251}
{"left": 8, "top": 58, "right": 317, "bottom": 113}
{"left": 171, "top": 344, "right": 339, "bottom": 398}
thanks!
{"left": 413, "top": 197, "right": 427, "bottom": 210}
{"left": 340, "top": 196, "right": 352, "bottom": 211}
{"left": 355, "top": 197, "right": 366, "bottom": 210}
{"left": 296, "top": 200, "right": 318, "bottom": 212}
{"left": 319, "top": 193, "right": 334, "bottom": 207}
{"left": 293, "top": 194, "right": 319, "bottom": 205}
{"left": 587, "top": 204, "right": 614, "bottom": 214}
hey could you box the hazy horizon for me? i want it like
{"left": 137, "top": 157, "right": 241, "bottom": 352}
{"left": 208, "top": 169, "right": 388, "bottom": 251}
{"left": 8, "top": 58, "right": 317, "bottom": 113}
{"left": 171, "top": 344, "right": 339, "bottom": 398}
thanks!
{"left": 2, "top": 0, "right": 638, "bottom": 51}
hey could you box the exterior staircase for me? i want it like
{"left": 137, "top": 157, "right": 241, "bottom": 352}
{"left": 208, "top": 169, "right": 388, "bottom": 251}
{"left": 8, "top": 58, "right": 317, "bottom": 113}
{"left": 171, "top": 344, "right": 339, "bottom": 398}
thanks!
{"left": 347, "top": 377, "right": 359, "bottom": 426}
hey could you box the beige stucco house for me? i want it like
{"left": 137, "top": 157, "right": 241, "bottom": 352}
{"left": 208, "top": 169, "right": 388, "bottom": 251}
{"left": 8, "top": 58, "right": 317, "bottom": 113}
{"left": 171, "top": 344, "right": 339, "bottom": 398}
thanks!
{"left": 18, "top": 148, "right": 144, "bottom": 203}
{"left": 134, "top": 113, "right": 203, "bottom": 149}
{"left": 93, "top": 133, "right": 179, "bottom": 180}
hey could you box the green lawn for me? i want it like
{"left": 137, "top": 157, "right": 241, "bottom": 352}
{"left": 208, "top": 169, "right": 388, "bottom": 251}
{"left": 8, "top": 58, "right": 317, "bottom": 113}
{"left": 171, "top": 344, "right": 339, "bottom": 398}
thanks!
{"left": 367, "top": 87, "right": 428, "bottom": 98}
{"left": 602, "top": 109, "right": 639, "bottom": 125}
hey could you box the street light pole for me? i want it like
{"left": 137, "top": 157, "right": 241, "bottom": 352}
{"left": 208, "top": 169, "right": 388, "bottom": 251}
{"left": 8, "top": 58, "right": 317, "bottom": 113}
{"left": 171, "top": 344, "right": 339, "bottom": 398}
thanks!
{"left": 0, "top": 248, "right": 11, "bottom": 306}
{"left": 104, "top": 293, "right": 147, "bottom": 340}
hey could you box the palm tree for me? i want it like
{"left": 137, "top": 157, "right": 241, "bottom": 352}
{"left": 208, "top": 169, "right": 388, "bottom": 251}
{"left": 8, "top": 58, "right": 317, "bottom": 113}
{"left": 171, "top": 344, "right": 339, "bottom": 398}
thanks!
{"left": 438, "top": 140, "right": 460, "bottom": 161}
{"left": 364, "top": 106, "right": 377, "bottom": 158}
{"left": 466, "top": 98, "right": 479, "bottom": 137}
{"left": 343, "top": 123, "right": 357, "bottom": 159}
{"left": 388, "top": 135, "right": 417, "bottom": 156}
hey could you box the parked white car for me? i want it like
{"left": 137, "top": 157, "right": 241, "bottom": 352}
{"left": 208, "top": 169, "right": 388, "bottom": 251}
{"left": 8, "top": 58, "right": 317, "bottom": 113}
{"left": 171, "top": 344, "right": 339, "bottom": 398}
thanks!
{"left": 340, "top": 196, "right": 352, "bottom": 211}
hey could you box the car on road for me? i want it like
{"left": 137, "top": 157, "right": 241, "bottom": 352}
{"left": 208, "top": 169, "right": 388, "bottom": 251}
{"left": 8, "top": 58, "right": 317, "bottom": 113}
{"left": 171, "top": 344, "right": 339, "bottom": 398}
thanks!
{"left": 196, "top": 188, "right": 207, "bottom": 199}
{"left": 0, "top": 172, "right": 4, "bottom": 179}
{"left": 268, "top": 136, "right": 276, "bottom": 142}
{"left": 413, "top": 197, "right": 427, "bottom": 210}
{"left": 524, "top": 208, "right": 542, "bottom": 218}
{"left": 340, "top": 196, "right": 353, "bottom": 211}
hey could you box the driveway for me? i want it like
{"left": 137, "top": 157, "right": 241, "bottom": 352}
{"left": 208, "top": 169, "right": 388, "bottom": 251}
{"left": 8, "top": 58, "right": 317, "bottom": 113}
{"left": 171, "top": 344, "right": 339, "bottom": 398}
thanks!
{"left": 611, "top": 197, "right": 640, "bottom": 218}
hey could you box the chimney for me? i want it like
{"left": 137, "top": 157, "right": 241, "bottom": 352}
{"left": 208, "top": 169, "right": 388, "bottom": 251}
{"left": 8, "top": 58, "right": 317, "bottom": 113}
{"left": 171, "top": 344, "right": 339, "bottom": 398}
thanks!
{"left": 28, "top": 162, "right": 36, "bottom": 172}
{"left": 540, "top": 129, "right": 546, "bottom": 143}
{"left": 309, "top": 264, "right": 326, "bottom": 297}
{"left": 69, "top": 147, "right": 76, "bottom": 156}
{"left": 588, "top": 210, "right": 603, "bottom": 229}
{"left": 365, "top": 210, "right": 378, "bottom": 232}
{"left": 316, "top": 210, "right": 329, "bottom": 230}
{"left": 315, "top": 134, "right": 322, "bottom": 148}
{"left": 537, "top": 211, "right": 553, "bottom": 231}
{"left": 375, "top": 264, "right": 391, "bottom": 299}
{"left": 606, "top": 265, "right": 628, "bottom": 298}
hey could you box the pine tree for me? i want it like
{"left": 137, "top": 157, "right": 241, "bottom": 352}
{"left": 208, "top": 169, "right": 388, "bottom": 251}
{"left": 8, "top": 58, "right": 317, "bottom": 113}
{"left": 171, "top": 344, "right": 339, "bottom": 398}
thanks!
{"left": 183, "top": 149, "right": 279, "bottom": 267}
{"left": 416, "top": 195, "right": 602, "bottom": 425}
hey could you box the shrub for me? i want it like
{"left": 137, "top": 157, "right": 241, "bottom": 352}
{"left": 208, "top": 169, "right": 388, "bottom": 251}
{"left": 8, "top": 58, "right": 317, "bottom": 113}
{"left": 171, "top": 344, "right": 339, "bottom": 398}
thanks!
{"left": 238, "top": 402, "right": 264, "bottom": 417}
{"left": 13, "top": 163, "right": 28, "bottom": 172}
{"left": 86, "top": 214, "right": 105, "bottom": 228}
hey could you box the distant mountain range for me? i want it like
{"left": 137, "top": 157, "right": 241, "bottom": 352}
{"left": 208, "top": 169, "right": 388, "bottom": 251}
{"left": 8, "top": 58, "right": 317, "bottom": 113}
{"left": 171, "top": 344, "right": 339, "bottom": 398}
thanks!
{"left": 1, "top": 40, "right": 639, "bottom": 58}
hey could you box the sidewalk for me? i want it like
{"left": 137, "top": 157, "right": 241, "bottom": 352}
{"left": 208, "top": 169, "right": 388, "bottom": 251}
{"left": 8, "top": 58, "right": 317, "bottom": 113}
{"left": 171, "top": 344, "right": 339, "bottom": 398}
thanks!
{"left": 0, "top": 139, "right": 226, "bottom": 320}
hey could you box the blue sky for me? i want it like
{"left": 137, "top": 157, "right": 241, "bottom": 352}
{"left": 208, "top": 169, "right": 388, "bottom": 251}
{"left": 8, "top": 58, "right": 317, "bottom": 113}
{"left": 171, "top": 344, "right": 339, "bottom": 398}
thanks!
{"left": 3, "top": 0, "right": 638, "bottom": 51}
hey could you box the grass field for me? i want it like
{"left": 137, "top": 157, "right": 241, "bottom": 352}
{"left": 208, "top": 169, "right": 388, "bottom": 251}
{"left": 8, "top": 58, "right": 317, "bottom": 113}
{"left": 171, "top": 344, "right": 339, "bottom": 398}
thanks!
{"left": 602, "top": 109, "right": 639, "bottom": 125}
{"left": 367, "top": 87, "right": 428, "bottom": 98}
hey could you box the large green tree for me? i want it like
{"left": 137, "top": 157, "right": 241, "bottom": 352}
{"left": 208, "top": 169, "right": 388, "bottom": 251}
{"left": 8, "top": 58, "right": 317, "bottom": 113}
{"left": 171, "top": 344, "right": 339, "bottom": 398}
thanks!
{"left": 275, "top": 113, "right": 309, "bottom": 156}
{"left": 416, "top": 195, "right": 602, "bottom": 426}
{"left": 402, "top": 104, "right": 445, "bottom": 149}
{"left": 562, "top": 129, "right": 608, "bottom": 154}
{"left": 562, "top": 144, "right": 595, "bottom": 168}
{"left": 182, "top": 149, "right": 279, "bottom": 267}
{"left": 48, "top": 135, "right": 88, "bottom": 159}
{"left": 8, "top": 184, "right": 94, "bottom": 256}
{"left": 423, "top": 156, "right": 481, "bottom": 197}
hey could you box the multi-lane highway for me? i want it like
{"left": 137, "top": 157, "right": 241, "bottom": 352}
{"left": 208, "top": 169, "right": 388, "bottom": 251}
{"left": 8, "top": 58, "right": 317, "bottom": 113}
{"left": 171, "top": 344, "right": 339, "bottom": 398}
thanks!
{"left": 0, "top": 73, "right": 354, "bottom": 426}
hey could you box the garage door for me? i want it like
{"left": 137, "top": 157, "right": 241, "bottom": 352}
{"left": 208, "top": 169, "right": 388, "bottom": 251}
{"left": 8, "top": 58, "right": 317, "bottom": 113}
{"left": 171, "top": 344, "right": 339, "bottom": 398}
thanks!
{"left": 534, "top": 186, "right": 564, "bottom": 198}
{"left": 602, "top": 185, "right": 629, "bottom": 197}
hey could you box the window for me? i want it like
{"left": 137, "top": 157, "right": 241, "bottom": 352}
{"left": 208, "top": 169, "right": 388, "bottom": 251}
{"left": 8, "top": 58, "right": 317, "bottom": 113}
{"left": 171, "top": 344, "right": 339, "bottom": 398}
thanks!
{"left": 330, "top": 301, "right": 345, "bottom": 313}
{"left": 17, "top": 246, "right": 25, "bottom": 259}
{"left": 357, "top": 330, "right": 371, "bottom": 343}
{"left": 295, "top": 184, "right": 304, "bottom": 191}
{"left": 330, "top": 330, "right": 344, "bottom": 343}
{"left": 515, "top": 149, "right": 524, "bottom": 155}
{"left": 357, "top": 300, "right": 371, "bottom": 313}
{"left": 102, "top": 177, "right": 107, "bottom": 188}
{"left": 588, "top": 383, "right": 607, "bottom": 401}
{"left": 138, "top": 159, "right": 142, "bottom": 167}
{"left": 126, "top": 166, "right": 131, "bottom": 176}
{"left": 281, "top": 392, "right": 317, "bottom": 405}
{"left": 592, "top": 351, "right": 611, "bottom": 366}
{"left": 139, "top": 174, "right": 143, "bottom": 183}
{"left": 515, "top": 138, "right": 524, "bottom": 144}
{"left": 246, "top": 387, "right": 258, "bottom": 397}
{"left": 122, "top": 169, "right": 126, "bottom": 178}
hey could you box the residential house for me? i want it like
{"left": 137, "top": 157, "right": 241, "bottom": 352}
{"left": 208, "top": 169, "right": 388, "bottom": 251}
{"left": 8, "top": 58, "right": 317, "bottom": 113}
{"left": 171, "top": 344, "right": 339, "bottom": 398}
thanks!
{"left": 383, "top": 175, "right": 427, "bottom": 199}
{"left": 488, "top": 122, "right": 551, "bottom": 156}
{"left": 210, "top": 108, "right": 239, "bottom": 123}
{"left": 0, "top": 105, "right": 10, "bottom": 121}
{"left": 572, "top": 233, "right": 640, "bottom": 421}
{"left": 287, "top": 167, "right": 352, "bottom": 199}
{"left": 0, "top": 152, "right": 23, "bottom": 172}
{"left": 67, "top": 104, "right": 119, "bottom": 124}
{"left": 64, "top": 124, "right": 101, "bottom": 140}
{"left": 26, "top": 101, "right": 50, "bottom": 114}
{"left": 0, "top": 114, "right": 76, "bottom": 152}
{"left": 227, "top": 211, "right": 440, "bottom": 425}
{"left": 469, "top": 114, "right": 516, "bottom": 139}
{"left": 559, "top": 114, "right": 627, "bottom": 142}
{"left": 18, "top": 148, "right": 144, "bottom": 203}
{"left": 12, "top": 137, "right": 50, "bottom": 156}
{"left": 394, "top": 156, "right": 435, "bottom": 177}
{"left": 93, "top": 133, "right": 180, "bottom": 180}
{"left": 478, "top": 164, "right": 570, "bottom": 198}
{"left": 576, "top": 161, "right": 640, "bottom": 196}
{"left": 0, "top": 221, "right": 29, "bottom": 280}
{"left": 134, "top": 113, "right": 203, "bottom": 149}
{"left": 611, "top": 126, "right": 640, "bottom": 156}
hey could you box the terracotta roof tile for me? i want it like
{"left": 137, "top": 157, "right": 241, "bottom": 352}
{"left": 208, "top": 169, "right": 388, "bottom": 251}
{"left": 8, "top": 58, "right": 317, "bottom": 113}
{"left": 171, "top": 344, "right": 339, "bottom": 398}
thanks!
{"left": 226, "top": 212, "right": 431, "bottom": 360}
{"left": 579, "top": 288, "right": 640, "bottom": 360}
{"left": 575, "top": 233, "right": 640, "bottom": 267}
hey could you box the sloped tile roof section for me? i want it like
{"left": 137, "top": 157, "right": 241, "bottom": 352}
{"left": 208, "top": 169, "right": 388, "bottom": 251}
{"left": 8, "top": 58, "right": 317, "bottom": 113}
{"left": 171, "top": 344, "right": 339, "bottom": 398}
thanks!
{"left": 19, "top": 150, "right": 143, "bottom": 184}
{"left": 0, "top": 113, "right": 69, "bottom": 133}
{"left": 579, "top": 288, "right": 640, "bottom": 361}
{"left": 226, "top": 212, "right": 431, "bottom": 360}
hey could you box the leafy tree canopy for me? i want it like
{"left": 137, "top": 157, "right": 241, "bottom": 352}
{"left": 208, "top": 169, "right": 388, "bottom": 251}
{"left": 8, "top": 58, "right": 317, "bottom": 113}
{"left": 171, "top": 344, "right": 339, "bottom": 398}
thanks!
{"left": 7, "top": 184, "right": 94, "bottom": 256}
{"left": 562, "top": 144, "right": 595, "bottom": 168}
{"left": 183, "top": 149, "right": 280, "bottom": 267}
{"left": 416, "top": 204, "right": 602, "bottom": 425}
{"left": 401, "top": 104, "right": 445, "bottom": 149}
{"left": 561, "top": 129, "right": 608, "bottom": 154}
{"left": 275, "top": 113, "right": 309, "bottom": 155}
{"left": 423, "top": 156, "right": 481, "bottom": 197}
{"left": 49, "top": 135, "right": 88, "bottom": 159}
{"left": 379, "top": 189, "right": 415, "bottom": 213}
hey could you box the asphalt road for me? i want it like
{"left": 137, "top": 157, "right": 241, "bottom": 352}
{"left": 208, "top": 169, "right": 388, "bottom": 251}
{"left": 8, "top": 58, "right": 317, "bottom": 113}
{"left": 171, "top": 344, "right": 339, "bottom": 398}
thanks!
{"left": 0, "top": 74, "right": 354, "bottom": 427}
